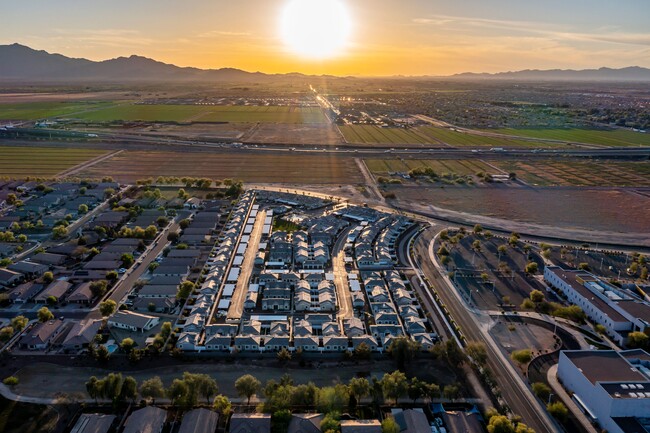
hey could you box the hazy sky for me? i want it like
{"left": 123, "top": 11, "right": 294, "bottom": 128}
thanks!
{"left": 2, "top": 0, "right": 649, "bottom": 76}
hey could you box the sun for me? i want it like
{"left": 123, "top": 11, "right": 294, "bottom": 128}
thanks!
{"left": 280, "top": 0, "right": 352, "bottom": 59}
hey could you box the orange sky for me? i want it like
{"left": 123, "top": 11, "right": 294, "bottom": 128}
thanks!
{"left": 2, "top": 0, "right": 649, "bottom": 76}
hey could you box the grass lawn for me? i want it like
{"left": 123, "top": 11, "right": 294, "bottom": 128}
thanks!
{"left": 75, "top": 104, "right": 327, "bottom": 124}
{"left": 0, "top": 146, "right": 108, "bottom": 177}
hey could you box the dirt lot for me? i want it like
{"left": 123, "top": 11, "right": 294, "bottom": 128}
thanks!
{"left": 80, "top": 150, "right": 364, "bottom": 184}
{"left": 245, "top": 123, "right": 343, "bottom": 145}
{"left": 489, "top": 320, "right": 559, "bottom": 356}
{"left": 393, "top": 185, "right": 650, "bottom": 234}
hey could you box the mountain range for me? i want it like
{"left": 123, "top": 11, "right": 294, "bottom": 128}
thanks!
{"left": 1, "top": 43, "right": 649, "bottom": 82}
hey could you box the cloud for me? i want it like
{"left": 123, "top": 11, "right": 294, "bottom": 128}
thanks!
{"left": 50, "top": 28, "right": 154, "bottom": 47}
{"left": 197, "top": 30, "right": 252, "bottom": 38}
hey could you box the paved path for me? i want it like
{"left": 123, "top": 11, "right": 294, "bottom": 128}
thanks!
{"left": 332, "top": 227, "right": 354, "bottom": 321}
{"left": 547, "top": 364, "right": 599, "bottom": 433}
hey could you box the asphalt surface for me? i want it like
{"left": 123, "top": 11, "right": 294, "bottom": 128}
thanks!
{"left": 332, "top": 226, "right": 354, "bottom": 321}
{"left": 413, "top": 227, "right": 557, "bottom": 433}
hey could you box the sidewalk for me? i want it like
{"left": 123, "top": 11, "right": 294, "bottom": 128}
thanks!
{"left": 547, "top": 364, "right": 599, "bottom": 433}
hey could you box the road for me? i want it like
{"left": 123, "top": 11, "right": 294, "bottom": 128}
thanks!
{"left": 332, "top": 227, "right": 354, "bottom": 322}
{"left": 227, "top": 209, "right": 265, "bottom": 321}
{"left": 413, "top": 227, "right": 557, "bottom": 433}
{"left": 86, "top": 218, "right": 181, "bottom": 320}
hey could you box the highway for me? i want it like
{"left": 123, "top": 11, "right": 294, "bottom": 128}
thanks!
{"left": 412, "top": 227, "right": 558, "bottom": 433}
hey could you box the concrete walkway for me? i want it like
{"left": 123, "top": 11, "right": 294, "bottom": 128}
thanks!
{"left": 547, "top": 364, "right": 599, "bottom": 433}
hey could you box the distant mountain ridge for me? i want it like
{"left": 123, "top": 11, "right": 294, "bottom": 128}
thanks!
{"left": 451, "top": 66, "right": 650, "bottom": 81}
{"left": 1, "top": 43, "right": 649, "bottom": 82}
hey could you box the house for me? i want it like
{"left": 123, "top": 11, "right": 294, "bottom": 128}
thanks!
{"left": 18, "top": 319, "right": 66, "bottom": 350}
{"left": 8, "top": 281, "right": 43, "bottom": 303}
{"left": 293, "top": 335, "right": 320, "bottom": 352}
{"left": 70, "top": 414, "right": 116, "bottom": 433}
{"left": 67, "top": 282, "right": 94, "bottom": 304}
{"left": 351, "top": 335, "right": 379, "bottom": 351}
{"left": 177, "top": 332, "right": 199, "bottom": 351}
{"left": 264, "top": 335, "right": 290, "bottom": 352}
{"left": 132, "top": 297, "right": 176, "bottom": 314}
{"left": 322, "top": 336, "right": 349, "bottom": 352}
{"left": 0, "top": 268, "right": 24, "bottom": 287}
{"left": 179, "top": 408, "right": 219, "bottom": 433}
{"left": 235, "top": 335, "right": 262, "bottom": 352}
{"left": 35, "top": 280, "right": 72, "bottom": 303}
{"left": 340, "top": 420, "right": 382, "bottom": 433}
{"left": 123, "top": 407, "right": 167, "bottom": 433}
{"left": 108, "top": 311, "right": 159, "bottom": 333}
{"left": 60, "top": 320, "right": 101, "bottom": 351}
{"left": 8, "top": 261, "right": 48, "bottom": 278}
{"left": 31, "top": 252, "right": 67, "bottom": 266}
{"left": 344, "top": 318, "right": 365, "bottom": 337}
{"left": 287, "top": 413, "right": 323, "bottom": 433}
{"left": 393, "top": 409, "right": 430, "bottom": 433}
{"left": 230, "top": 413, "right": 271, "bottom": 433}
{"left": 205, "top": 334, "right": 232, "bottom": 352}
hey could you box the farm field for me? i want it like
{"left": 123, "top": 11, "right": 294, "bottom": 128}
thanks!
{"left": 339, "top": 125, "right": 430, "bottom": 145}
{"left": 0, "top": 101, "right": 115, "bottom": 121}
{"left": 492, "top": 159, "right": 650, "bottom": 187}
{"left": 416, "top": 126, "right": 568, "bottom": 148}
{"left": 393, "top": 186, "right": 650, "bottom": 234}
{"left": 489, "top": 128, "right": 650, "bottom": 147}
{"left": 75, "top": 104, "right": 327, "bottom": 124}
{"left": 0, "top": 146, "right": 108, "bottom": 177}
{"left": 80, "top": 150, "right": 363, "bottom": 184}
{"left": 365, "top": 158, "right": 500, "bottom": 176}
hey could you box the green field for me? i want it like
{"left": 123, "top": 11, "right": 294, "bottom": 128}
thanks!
{"left": 0, "top": 101, "right": 114, "bottom": 120}
{"left": 339, "top": 125, "right": 429, "bottom": 145}
{"left": 365, "top": 158, "right": 499, "bottom": 176}
{"left": 75, "top": 104, "right": 327, "bottom": 124}
{"left": 416, "top": 126, "right": 567, "bottom": 148}
{"left": 0, "top": 146, "right": 107, "bottom": 177}
{"left": 489, "top": 128, "right": 650, "bottom": 147}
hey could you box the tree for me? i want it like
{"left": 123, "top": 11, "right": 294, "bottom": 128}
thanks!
{"left": 578, "top": 262, "right": 591, "bottom": 271}
{"left": 387, "top": 336, "right": 420, "bottom": 370}
{"left": 102, "top": 373, "right": 125, "bottom": 405}
{"left": 94, "top": 344, "right": 110, "bottom": 362}
{"left": 466, "top": 342, "right": 488, "bottom": 366}
{"left": 473, "top": 224, "right": 483, "bottom": 234}
{"left": 277, "top": 347, "right": 292, "bottom": 363}
{"left": 90, "top": 280, "right": 108, "bottom": 298}
{"left": 179, "top": 219, "right": 191, "bottom": 229}
{"left": 160, "top": 321, "right": 172, "bottom": 340}
{"left": 43, "top": 271, "right": 54, "bottom": 284}
{"left": 320, "top": 413, "right": 341, "bottom": 433}
{"left": 11, "top": 315, "right": 28, "bottom": 331}
{"left": 177, "top": 281, "right": 195, "bottom": 301}
{"left": 167, "top": 231, "right": 180, "bottom": 242}
{"left": 106, "top": 270, "right": 118, "bottom": 281}
{"left": 487, "top": 415, "right": 516, "bottom": 433}
{"left": 156, "top": 216, "right": 169, "bottom": 227}
{"left": 511, "top": 349, "right": 532, "bottom": 365}
{"left": 86, "top": 376, "right": 102, "bottom": 403}
{"left": 530, "top": 290, "right": 545, "bottom": 303}
{"left": 0, "top": 326, "right": 14, "bottom": 342}
{"left": 627, "top": 331, "right": 649, "bottom": 349}
{"left": 121, "top": 253, "right": 134, "bottom": 268}
{"left": 532, "top": 382, "right": 551, "bottom": 401}
{"left": 144, "top": 225, "right": 158, "bottom": 239}
{"left": 316, "top": 384, "right": 350, "bottom": 413}
{"left": 547, "top": 401, "right": 569, "bottom": 422}
{"left": 52, "top": 225, "right": 68, "bottom": 239}
{"left": 167, "top": 378, "right": 190, "bottom": 406}
{"left": 472, "top": 240, "right": 482, "bottom": 252}
{"left": 524, "top": 262, "right": 539, "bottom": 275}
{"left": 193, "top": 373, "right": 218, "bottom": 403}
{"left": 443, "top": 384, "right": 460, "bottom": 401}
{"left": 382, "top": 417, "right": 400, "bottom": 433}
{"left": 37, "top": 306, "right": 54, "bottom": 322}
{"left": 17, "top": 234, "right": 27, "bottom": 243}
{"left": 407, "top": 378, "right": 424, "bottom": 402}
{"left": 481, "top": 272, "right": 489, "bottom": 283}
{"left": 348, "top": 377, "right": 370, "bottom": 404}
{"left": 120, "top": 337, "right": 135, "bottom": 353}
{"left": 121, "top": 376, "right": 138, "bottom": 402}
{"left": 99, "top": 300, "right": 117, "bottom": 317}
{"left": 235, "top": 374, "right": 261, "bottom": 405}
{"left": 78, "top": 204, "right": 88, "bottom": 214}
{"left": 140, "top": 376, "right": 165, "bottom": 404}
{"left": 424, "top": 382, "right": 440, "bottom": 402}
{"left": 212, "top": 394, "right": 232, "bottom": 415}
{"left": 353, "top": 341, "right": 372, "bottom": 360}
{"left": 46, "top": 295, "right": 58, "bottom": 305}
{"left": 380, "top": 371, "right": 408, "bottom": 405}
{"left": 3, "top": 376, "right": 19, "bottom": 387}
